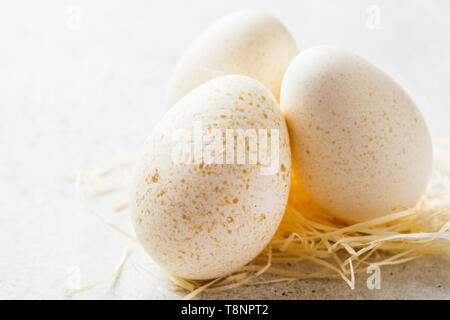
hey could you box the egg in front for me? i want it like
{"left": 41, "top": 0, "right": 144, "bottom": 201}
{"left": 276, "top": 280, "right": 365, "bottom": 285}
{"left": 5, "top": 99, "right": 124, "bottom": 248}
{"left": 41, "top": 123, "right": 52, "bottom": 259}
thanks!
{"left": 132, "top": 75, "right": 291, "bottom": 279}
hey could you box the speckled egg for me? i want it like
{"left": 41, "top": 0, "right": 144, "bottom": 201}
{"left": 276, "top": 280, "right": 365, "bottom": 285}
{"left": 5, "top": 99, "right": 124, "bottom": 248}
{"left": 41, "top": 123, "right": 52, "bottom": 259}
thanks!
{"left": 166, "top": 9, "right": 298, "bottom": 108}
{"left": 280, "top": 46, "right": 432, "bottom": 222}
{"left": 132, "top": 75, "right": 291, "bottom": 279}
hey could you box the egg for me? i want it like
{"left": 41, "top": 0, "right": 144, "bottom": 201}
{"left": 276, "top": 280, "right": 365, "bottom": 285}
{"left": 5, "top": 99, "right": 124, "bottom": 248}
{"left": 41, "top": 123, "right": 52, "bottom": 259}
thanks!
{"left": 166, "top": 9, "right": 298, "bottom": 108}
{"left": 280, "top": 46, "right": 432, "bottom": 222}
{"left": 132, "top": 75, "right": 291, "bottom": 279}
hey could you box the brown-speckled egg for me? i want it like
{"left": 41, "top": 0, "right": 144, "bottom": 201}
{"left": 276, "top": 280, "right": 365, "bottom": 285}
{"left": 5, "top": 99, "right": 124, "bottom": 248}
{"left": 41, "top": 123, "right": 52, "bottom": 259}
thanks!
{"left": 132, "top": 75, "right": 291, "bottom": 279}
{"left": 280, "top": 46, "right": 432, "bottom": 222}
{"left": 166, "top": 10, "right": 298, "bottom": 108}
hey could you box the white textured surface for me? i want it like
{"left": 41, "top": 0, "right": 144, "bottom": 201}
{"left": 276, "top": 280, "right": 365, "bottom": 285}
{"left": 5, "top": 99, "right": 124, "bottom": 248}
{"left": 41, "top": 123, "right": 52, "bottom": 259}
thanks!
{"left": 0, "top": 0, "right": 449, "bottom": 299}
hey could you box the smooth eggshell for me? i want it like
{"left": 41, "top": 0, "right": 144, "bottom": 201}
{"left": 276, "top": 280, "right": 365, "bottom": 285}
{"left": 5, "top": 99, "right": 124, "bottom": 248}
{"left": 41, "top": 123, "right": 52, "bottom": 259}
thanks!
{"left": 132, "top": 75, "right": 291, "bottom": 279}
{"left": 280, "top": 46, "right": 432, "bottom": 222}
{"left": 166, "top": 9, "right": 298, "bottom": 108}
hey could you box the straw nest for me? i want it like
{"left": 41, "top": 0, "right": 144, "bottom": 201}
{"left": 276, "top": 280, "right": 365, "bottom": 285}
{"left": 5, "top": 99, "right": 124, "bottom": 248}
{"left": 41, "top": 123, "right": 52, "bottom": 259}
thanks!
{"left": 69, "top": 149, "right": 450, "bottom": 299}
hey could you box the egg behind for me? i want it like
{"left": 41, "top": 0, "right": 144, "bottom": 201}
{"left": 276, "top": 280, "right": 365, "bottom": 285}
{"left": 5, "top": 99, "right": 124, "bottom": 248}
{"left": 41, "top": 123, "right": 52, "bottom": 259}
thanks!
{"left": 132, "top": 75, "right": 291, "bottom": 279}
{"left": 166, "top": 9, "right": 298, "bottom": 108}
{"left": 280, "top": 46, "right": 432, "bottom": 222}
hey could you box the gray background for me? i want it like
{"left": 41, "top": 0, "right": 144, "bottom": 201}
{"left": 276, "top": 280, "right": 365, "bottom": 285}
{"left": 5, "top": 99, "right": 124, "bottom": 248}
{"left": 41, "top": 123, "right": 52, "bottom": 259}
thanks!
{"left": 0, "top": 0, "right": 449, "bottom": 299}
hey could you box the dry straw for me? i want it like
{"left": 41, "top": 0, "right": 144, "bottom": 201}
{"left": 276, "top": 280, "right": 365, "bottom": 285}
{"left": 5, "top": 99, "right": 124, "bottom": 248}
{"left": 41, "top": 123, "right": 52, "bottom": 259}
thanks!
{"left": 70, "top": 150, "right": 450, "bottom": 298}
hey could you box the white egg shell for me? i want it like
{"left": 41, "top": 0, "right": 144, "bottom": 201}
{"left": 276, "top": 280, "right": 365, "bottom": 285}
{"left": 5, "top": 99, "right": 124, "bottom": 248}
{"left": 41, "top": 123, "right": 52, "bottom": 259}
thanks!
{"left": 132, "top": 75, "right": 291, "bottom": 279}
{"left": 166, "top": 9, "right": 298, "bottom": 108}
{"left": 280, "top": 46, "right": 432, "bottom": 222}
